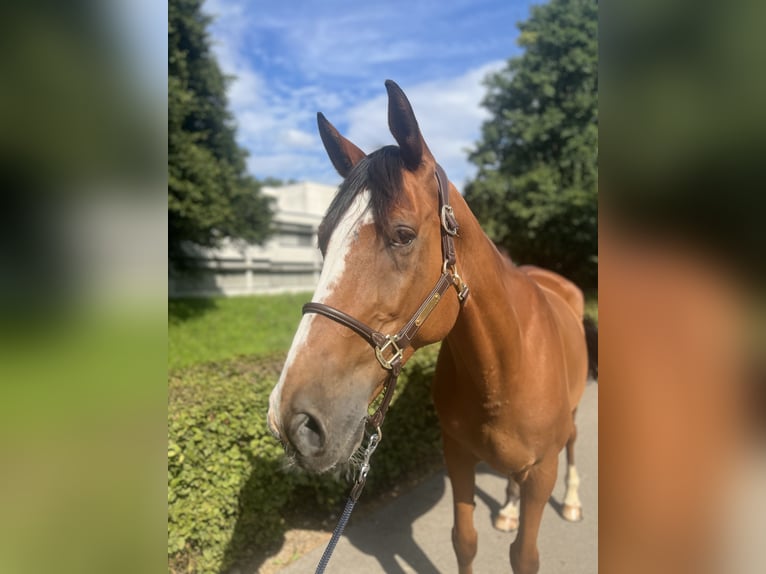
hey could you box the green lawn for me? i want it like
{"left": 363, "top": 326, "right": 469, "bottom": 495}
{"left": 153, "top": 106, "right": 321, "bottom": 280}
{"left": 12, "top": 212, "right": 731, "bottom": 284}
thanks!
{"left": 168, "top": 292, "right": 311, "bottom": 370}
{"left": 169, "top": 289, "right": 597, "bottom": 371}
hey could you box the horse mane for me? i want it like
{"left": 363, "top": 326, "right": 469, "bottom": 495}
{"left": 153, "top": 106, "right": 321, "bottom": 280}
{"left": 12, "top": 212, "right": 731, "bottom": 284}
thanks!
{"left": 317, "top": 145, "right": 404, "bottom": 255}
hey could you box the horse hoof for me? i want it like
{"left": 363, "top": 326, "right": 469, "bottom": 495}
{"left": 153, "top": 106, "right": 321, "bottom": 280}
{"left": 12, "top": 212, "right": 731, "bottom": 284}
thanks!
{"left": 562, "top": 504, "right": 583, "bottom": 522}
{"left": 494, "top": 513, "right": 519, "bottom": 532}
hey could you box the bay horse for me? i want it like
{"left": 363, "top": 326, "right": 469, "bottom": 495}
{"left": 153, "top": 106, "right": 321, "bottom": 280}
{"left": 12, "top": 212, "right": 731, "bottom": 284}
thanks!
{"left": 267, "top": 80, "right": 593, "bottom": 574}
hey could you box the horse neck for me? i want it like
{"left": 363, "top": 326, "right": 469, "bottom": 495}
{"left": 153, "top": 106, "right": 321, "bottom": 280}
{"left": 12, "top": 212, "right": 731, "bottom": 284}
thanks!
{"left": 446, "top": 191, "right": 529, "bottom": 372}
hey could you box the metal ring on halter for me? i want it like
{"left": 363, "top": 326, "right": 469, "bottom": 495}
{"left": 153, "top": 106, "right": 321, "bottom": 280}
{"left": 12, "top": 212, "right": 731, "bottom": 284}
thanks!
{"left": 441, "top": 205, "right": 458, "bottom": 236}
{"left": 451, "top": 270, "right": 470, "bottom": 301}
{"left": 441, "top": 260, "right": 469, "bottom": 301}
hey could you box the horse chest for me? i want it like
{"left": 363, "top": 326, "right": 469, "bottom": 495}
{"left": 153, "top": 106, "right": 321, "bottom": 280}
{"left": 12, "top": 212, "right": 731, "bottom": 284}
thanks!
{"left": 434, "top": 365, "right": 570, "bottom": 468}
{"left": 436, "top": 382, "right": 525, "bottom": 451}
{"left": 438, "top": 412, "right": 539, "bottom": 474}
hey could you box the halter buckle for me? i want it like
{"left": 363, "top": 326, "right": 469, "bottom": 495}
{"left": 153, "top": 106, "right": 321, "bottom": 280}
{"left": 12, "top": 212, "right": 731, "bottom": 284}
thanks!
{"left": 454, "top": 272, "right": 470, "bottom": 302}
{"left": 374, "top": 335, "right": 403, "bottom": 370}
{"left": 441, "top": 205, "right": 459, "bottom": 236}
{"left": 443, "top": 262, "right": 470, "bottom": 302}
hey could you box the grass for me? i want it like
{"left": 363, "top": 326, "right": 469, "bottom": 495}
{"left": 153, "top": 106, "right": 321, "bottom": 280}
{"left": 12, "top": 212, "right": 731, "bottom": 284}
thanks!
{"left": 168, "top": 293, "right": 311, "bottom": 370}
{"left": 584, "top": 288, "right": 598, "bottom": 322}
{"left": 169, "top": 288, "right": 598, "bottom": 371}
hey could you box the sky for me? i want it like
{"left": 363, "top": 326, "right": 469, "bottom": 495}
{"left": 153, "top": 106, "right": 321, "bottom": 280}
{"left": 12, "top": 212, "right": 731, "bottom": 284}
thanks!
{"left": 203, "top": 0, "right": 541, "bottom": 191}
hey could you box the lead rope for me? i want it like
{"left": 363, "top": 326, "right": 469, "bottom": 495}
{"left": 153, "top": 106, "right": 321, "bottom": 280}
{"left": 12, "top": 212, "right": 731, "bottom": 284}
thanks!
{"left": 315, "top": 429, "right": 381, "bottom": 574}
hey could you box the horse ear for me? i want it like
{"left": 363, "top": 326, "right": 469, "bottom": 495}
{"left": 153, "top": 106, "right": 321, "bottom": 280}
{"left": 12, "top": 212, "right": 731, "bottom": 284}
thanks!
{"left": 385, "top": 79, "right": 431, "bottom": 171}
{"left": 317, "top": 112, "right": 366, "bottom": 178}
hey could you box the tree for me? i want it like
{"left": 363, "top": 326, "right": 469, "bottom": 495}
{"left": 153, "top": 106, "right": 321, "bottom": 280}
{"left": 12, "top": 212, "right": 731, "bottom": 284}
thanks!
{"left": 465, "top": 0, "right": 598, "bottom": 288}
{"left": 168, "top": 0, "right": 273, "bottom": 270}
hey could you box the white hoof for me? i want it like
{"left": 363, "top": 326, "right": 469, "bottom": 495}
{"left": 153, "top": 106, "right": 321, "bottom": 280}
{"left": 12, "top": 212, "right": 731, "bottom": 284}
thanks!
{"left": 494, "top": 513, "right": 519, "bottom": 532}
{"left": 562, "top": 503, "right": 583, "bottom": 522}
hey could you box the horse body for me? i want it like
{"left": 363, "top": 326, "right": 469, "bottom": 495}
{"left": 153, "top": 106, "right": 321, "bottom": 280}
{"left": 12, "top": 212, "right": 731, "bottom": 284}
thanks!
{"left": 267, "top": 80, "right": 592, "bottom": 574}
{"left": 428, "top": 193, "right": 587, "bottom": 573}
{"left": 434, "top": 246, "right": 586, "bottom": 475}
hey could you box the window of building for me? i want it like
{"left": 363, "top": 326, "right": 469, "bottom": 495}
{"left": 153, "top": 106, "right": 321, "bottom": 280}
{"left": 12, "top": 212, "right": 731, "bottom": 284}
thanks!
{"left": 277, "top": 223, "right": 314, "bottom": 247}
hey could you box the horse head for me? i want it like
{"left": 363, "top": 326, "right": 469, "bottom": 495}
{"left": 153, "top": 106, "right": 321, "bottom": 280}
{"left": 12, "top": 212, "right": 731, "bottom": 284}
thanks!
{"left": 267, "top": 81, "right": 462, "bottom": 473}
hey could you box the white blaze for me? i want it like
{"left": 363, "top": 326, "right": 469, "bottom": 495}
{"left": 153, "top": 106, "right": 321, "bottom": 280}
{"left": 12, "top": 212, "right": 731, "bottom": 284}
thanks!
{"left": 268, "top": 191, "right": 373, "bottom": 429}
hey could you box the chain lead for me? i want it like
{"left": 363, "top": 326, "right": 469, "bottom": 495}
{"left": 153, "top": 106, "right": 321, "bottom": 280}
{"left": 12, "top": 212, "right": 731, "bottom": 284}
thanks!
{"left": 350, "top": 427, "right": 381, "bottom": 501}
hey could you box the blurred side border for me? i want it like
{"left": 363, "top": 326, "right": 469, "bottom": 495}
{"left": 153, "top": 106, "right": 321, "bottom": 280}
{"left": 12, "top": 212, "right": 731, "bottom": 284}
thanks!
{"left": 0, "top": 2, "right": 167, "bottom": 574}
{"left": 601, "top": 0, "right": 766, "bottom": 572}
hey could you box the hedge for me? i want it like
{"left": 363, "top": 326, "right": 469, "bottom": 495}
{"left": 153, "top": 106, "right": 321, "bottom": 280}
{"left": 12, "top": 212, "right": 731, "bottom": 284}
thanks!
{"left": 168, "top": 346, "right": 442, "bottom": 574}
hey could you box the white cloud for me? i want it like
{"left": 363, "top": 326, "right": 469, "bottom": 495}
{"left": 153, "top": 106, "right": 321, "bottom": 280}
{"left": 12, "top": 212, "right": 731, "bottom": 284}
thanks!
{"left": 227, "top": 68, "right": 264, "bottom": 111}
{"left": 246, "top": 153, "right": 341, "bottom": 186}
{"left": 204, "top": 1, "right": 322, "bottom": 172}
{"left": 281, "top": 128, "right": 317, "bottom": 149}
{"left": 245, "top": 1, "right": 499, "bottom": 81}
{"left": 204, "top": 0, "right": 250, "bottom": 70}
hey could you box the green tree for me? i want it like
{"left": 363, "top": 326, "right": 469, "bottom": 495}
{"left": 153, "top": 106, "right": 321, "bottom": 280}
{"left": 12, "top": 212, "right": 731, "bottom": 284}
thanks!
{"left": 168, "top": 0, "right": 273, "bottom": 270}
{"left": 465, "top": 0, "right": 598, "bottom": 287}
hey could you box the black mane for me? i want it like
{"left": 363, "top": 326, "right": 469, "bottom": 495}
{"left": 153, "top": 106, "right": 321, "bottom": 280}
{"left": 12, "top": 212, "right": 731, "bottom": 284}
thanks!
{"left": 317, "top": 146, "right": 404, "bottom": 255}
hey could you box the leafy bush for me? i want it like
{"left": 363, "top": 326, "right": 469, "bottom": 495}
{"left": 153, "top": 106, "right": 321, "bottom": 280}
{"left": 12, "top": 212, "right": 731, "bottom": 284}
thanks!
{"left": 168, "top": 347, "right": 442, "bottom": 574}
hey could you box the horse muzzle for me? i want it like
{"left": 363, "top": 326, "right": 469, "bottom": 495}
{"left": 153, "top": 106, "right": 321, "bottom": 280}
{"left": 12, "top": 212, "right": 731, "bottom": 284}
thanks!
{"left": 277, "top": 403, "right": 367, "bottom": 474}
{"left": 286, "top": 410, "right": 327, "bottom": 459}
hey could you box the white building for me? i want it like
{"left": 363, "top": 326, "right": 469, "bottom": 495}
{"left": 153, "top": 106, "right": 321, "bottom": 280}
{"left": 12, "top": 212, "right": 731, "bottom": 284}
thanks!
{"left": 169, "top": 181, "right": 337, "bottom": 297}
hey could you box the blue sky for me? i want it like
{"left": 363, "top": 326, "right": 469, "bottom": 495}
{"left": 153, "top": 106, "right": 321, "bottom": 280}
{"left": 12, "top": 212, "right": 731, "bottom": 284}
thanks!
{"left": 204, "top": 0, "right": 540, "bottom": 191}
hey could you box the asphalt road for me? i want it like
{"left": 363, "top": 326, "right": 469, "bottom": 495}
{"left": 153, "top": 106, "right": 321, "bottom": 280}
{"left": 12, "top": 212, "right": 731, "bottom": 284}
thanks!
{"left": 280, "top": 381, "right": 598, "bottom": 573}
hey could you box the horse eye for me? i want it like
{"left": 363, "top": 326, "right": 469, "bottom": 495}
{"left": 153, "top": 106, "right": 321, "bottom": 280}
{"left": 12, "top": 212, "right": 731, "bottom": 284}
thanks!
{"left": 391, "top": 227, "right": 416, "bottom": 247}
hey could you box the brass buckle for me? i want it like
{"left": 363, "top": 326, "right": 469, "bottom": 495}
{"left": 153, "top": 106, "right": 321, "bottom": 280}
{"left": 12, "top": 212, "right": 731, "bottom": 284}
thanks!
{"left": 374, "top": 335, "right": 403, "bottom": 370}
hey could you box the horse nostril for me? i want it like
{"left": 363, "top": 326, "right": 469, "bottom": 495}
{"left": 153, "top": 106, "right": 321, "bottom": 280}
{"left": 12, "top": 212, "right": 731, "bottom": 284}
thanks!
{"left": 288, "top": 412, "right": 326, "bottom": 456}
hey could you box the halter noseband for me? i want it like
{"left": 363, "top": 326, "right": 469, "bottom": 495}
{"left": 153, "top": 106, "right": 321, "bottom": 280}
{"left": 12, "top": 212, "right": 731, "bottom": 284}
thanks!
{"left": 302, "top": 164, "right": 469, "bottom": 429}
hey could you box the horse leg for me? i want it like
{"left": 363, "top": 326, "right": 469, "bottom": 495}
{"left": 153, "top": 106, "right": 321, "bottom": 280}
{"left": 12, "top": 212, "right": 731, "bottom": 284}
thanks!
{"left": 443, "top": 433, "right": 479, "bottom": 574}
{"left": 494, "top": 476, "right": 520, "bottom": 531}
{"left": 562, "top": 410, "right": 584, "bottom": 522}
{"left": 510, "top": 453, "right": 559, "bottom": 574}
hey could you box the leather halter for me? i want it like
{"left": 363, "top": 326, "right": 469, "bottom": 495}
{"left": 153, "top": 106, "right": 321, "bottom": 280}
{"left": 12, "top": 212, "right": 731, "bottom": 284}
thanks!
{"left": 302, "top": 164, "right": 469, "bottom": 429}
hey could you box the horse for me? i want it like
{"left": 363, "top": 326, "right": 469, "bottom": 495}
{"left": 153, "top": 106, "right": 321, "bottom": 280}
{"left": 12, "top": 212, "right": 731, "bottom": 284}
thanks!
{"left": 267, "top": 80, "right": 594, "bottom": 574}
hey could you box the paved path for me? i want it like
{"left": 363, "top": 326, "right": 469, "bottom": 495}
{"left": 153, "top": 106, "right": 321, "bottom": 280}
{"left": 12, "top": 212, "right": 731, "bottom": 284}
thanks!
{"left": 281, "top": 382, "right": 598, "bottom": 573}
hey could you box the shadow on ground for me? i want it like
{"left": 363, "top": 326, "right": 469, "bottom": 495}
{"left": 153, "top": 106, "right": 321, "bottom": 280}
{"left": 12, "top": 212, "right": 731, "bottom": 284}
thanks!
{"left": 168, "top": 297, "right": 219, "bottom": 324}
{"left": 345, "top": 475, "right": 445, "bottom": 574}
